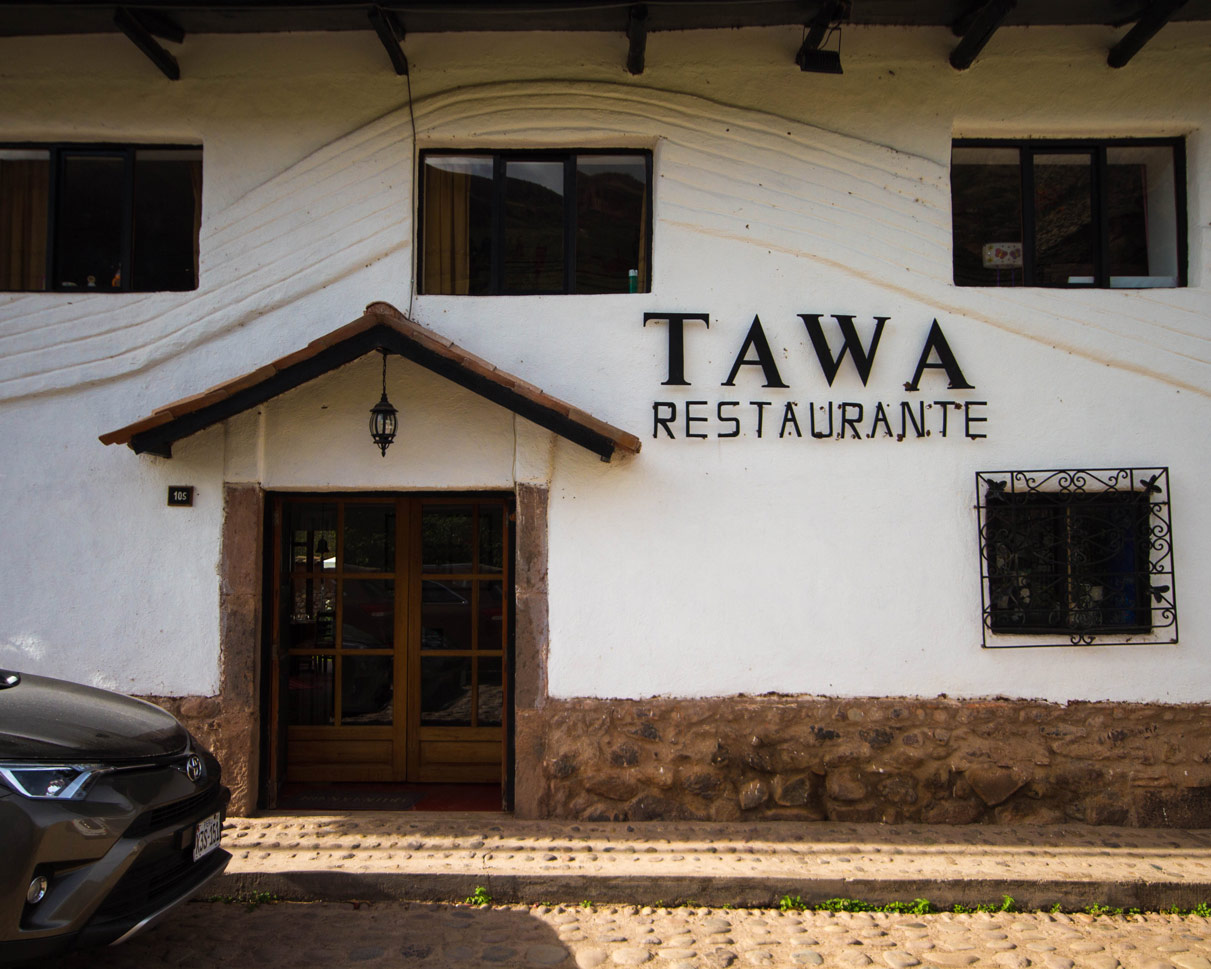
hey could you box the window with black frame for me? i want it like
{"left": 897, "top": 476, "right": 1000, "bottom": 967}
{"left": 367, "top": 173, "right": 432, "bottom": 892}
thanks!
{"left": 976, "top": 469, "right": 1177, "bottom": 647}
{"left": 0, "top": 144, "right": 201, "bottom": 293}
{"left": 951, "top": 139, "right": 1185, "bottom": 288}
{"left": 419, "top": 150, "right": 651, "bottom": 295}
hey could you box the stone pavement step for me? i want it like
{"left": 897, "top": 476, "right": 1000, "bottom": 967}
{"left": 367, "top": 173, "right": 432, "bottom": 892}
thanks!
{"left": 214, "top": 814, "right": 1211, "bottom": 911}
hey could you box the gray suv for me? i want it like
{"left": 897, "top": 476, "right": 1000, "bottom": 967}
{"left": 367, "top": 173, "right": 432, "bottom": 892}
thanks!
{"left": 0, "top": 670, "right": 230, "bottom": 963}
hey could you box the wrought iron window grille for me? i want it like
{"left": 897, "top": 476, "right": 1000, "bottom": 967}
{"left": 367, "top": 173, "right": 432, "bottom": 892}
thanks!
{"left": 976, "top": 467, "right": 1177, "bottom": 648}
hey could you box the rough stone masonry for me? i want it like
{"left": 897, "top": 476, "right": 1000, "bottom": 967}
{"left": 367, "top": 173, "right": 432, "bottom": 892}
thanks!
{"left": 517, "top": 695, "right": 1211, "bottom": 827}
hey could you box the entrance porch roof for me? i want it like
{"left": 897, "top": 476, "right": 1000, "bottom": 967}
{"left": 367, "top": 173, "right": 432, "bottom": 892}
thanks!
{"left": 99, "top": 301, "right": 642, "bottom": 462}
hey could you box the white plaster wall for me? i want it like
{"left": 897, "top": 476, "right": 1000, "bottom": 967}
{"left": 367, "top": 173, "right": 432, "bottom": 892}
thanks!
{"left": 0, "top": 25, "right": 1207, "bottom": 700}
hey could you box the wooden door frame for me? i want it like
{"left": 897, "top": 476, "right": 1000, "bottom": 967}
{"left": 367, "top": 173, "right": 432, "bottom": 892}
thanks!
{"left": 258, "top": 490, "right": 516, "bottom": 808}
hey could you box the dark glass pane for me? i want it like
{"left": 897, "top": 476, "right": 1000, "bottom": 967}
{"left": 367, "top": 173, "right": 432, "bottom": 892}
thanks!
{"left": 421, "top": 580, "right": 471, "bottom": 650}
{"left": 503, "top": 160, "right": 564, "bottom": 293}
{"left": 422, "top": 155, "right": 492, "bottom": 295}
{"left": 285, "top": 576, "right": 336, "bottom": 649}
{"left": 1033, "top": 153, "right": 1095, "bottom": 285}
{"left": 421, "top": 656, "right": 473, "bottom": 726}
{"left": 576, "top": 155, "right": 647, "bottom": 294}
{"left": 478, "top": 656, "right": 503, "bottom": 727}
{"left": 55, "top": 153, "right": 124, "bottom": 291}
{"left": 1067, "top": 494, "right": 1150, "bottom": 631}
{"left": 478, "top": 505, "right": 504, "bottom": 573}
{"left": 342, "top": 579, "right": 394, "bottom": 649}
{"left": 422, "top": 507, "right": 473, "bottom": 572}
{"left": 0, "top": 150, "right": 50, "bottom": 291}
{"left": 287, "top": 655, "right": 334, "bottom": 726}
{"left": 131, "top": 150, "right": 199, "bottom": 292}
{"left": 951, "top": 147, "right": 1022, "bottom": 287}
{"left": 286, "top": 502, "right": 336, "bottom": 572}
{"left": 344, "top": 503, "right": 395, "bottom": 572}
{"left": 986, "top": 491, "right": 1150, "bottom": 634}
{"left": 478, "top": 580, "right": 504, "bottom": 651}
{"left": 1105, "top": 146, "right": 1179, "bottom": 284}
{"left": 341, "top": 655, "right": 393, "bottom": 725}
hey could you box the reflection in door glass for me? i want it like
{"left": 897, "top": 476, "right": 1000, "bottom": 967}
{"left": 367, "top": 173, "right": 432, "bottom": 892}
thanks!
{"left": 342, "top": 579, "right": 394, "bottom": 649}
{"left": 421, "top": 580, "right": 471, "bottom": 650}
{"left": 479, "top": 505, "right": 504, "bottom": 573}
{"left": 287, "top": 655, "right": 334, "bottom": 725}
{"left": 421, "top": 656, "right": 473, "bottom": 726}
{"left": 478, "top": 656, "right": 503, "bottom": 726}
{"left": 478, "top": 581, "right": 504, "bottom": 650}
{"left": 286, "top": 577, "right": 335, "bottom": 649}
{"left": 344, "top": 504, "right": 395, "bottom": 572}
{"left": 422, "top": 507, "right": 473, "bottom": 573}
{"left": 341, "top": 655, "right": 393, "bottom": 725}
{"left": 287, "top": 503, "right": 336, "bottom": 571}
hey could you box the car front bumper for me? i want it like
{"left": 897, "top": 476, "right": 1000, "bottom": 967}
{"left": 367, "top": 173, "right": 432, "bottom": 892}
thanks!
{"left": 0, "top": 761, "right": 231, "bottom": 964}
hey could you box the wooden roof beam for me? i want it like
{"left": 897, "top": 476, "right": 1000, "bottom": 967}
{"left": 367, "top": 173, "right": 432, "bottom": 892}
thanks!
{"left": 949, "top": 0, "right": 1016, "bottom": 70}
{"left": 1108, "top": 0, "right": 1189, "bottom": 68}
{"left": 113, "top": 6, "right": 181, "bottom": 79}
{"left": 795, "top": 0, "right": 848, "bottom": 72}
{"left": 368, "top": 5, "right": 408, "bottom": 76}
{"left": 626, "top": 4, "right": 647, "bottom": 75}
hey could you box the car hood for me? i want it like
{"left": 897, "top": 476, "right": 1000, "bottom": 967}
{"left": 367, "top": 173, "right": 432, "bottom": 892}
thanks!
{"left": 0, "top": 670, "right": 188, "bottom": 762}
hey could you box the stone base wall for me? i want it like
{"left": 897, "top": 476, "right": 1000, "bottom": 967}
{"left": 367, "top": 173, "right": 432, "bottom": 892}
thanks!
{"left": 518, "top": 696, "right": 1211, "bottom": 827}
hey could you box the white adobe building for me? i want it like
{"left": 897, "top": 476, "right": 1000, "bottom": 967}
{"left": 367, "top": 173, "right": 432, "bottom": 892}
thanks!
{"left": 0, "top": 0, "right": 1208, "bottom": 824}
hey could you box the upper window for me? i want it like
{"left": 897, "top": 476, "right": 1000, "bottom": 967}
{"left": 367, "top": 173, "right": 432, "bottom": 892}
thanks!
{"left": 0, "top": 144, "right": 201, "bottom": 293}
{"left": 419, "top": 150, "right": 651, "bottom": 295}
{"left": 976, "top": 468, "right": 1177, "bottom": 648}
{"left": 951, "top": 139, "right": 1185, "bottom": 288}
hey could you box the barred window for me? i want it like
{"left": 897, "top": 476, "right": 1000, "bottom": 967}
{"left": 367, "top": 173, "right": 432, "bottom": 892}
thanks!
{"left": 976, "top": 469, "right": 1177, "bottom": 647}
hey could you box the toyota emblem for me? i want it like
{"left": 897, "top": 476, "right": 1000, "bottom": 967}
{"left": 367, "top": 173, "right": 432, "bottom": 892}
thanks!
{"left": 184, "top": 755, "right": 203, "bottom": 782}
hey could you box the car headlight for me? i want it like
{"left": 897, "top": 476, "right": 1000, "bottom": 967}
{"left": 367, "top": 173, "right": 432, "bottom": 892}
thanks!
{"left": 0, "top": 765, "right": 108, "bottom": 799}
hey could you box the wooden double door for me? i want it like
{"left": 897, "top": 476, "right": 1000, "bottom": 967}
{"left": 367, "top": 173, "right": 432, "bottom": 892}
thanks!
{"left": 268, "top": 495, "right": 511, "bottom": 787}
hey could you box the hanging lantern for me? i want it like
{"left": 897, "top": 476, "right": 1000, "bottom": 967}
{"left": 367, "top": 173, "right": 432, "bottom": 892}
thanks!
{"left": 369, "top": 349, "right": 398, "bottom": 456}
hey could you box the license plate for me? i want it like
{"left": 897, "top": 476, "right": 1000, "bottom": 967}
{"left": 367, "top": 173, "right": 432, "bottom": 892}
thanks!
{"left": 193, "top": 812, "right": 221, "bottom": 862}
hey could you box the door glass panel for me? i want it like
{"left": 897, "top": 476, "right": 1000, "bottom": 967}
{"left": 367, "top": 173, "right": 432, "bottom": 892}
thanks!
{"left": 479, "top": 505, "right": 504, "bottom": 573}
{"left": 344, "top": 504, "right": 395, "bottom": 572}
{"left": 478, "top": 656, "right": 503, "bottom": 727}
{"left": 478, "top": 581, "right": 504, "bottom": 650}
{"left": 287, "top": 503, "right": 336, "bottom": 572}
{"left": 341, "top": 655, "right": 393, "bottom": 725}
{"left": 342, "top": 579, "right": 394, "bottom": 649}
{"left": 422, "top": 507, "right": 473, "bottom": 573}
{"left": 421, "top": 580, "right": 471, "bottom": 650}
{"left": 287, "top": 655, "right": 334, "bottom": 726}
{"left": 286, "top": 577, "right": 335, "bottom": 649}
{"left": 421, "top": 656, "right": 473, "bottom": 726}
{"left": 1033, "top": 153, "right": 1095, "bottom": 285}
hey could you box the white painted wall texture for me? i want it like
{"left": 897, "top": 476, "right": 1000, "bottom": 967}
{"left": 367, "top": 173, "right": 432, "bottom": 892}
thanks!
{"left": 0, "top": 25, "right": 1207, "bottom": 701}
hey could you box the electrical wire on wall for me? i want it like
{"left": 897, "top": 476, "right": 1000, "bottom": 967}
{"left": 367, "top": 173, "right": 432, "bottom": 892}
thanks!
{"left": 406, "top": 67, "right": 419, "bottom": 320}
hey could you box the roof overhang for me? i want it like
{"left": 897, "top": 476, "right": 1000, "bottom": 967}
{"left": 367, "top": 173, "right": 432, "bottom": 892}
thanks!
{"left": 99, "top": 301, "right": 642, "bottom": 463}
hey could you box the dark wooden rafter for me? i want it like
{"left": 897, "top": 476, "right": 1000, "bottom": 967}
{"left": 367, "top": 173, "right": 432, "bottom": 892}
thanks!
{"left": 795, "top": 0, "right": 848, "bottom": 71}
{"left": 367, "top": 4, "right": 408, "bottom": 76}
{"left": 949, "top": 0, "right": 1016, "bottom": 70}
{"left": 1108, "top": 0, "right": 1189, "bottom": 67}
{"left": 625, "top": 4, "right": 647, "bottom": 75}
{"left": 113, "top": 7, "right": 181, "bottom": 80}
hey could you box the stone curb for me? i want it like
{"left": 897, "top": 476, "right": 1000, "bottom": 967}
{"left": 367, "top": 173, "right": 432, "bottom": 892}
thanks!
{"left": 215, "top": 869, "right": 1211, "bottom": 912}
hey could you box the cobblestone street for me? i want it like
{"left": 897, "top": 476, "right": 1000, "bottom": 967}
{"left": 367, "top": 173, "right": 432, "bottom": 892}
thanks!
{"left": 58, "top": 900, "right": 1211, "bottom": 969}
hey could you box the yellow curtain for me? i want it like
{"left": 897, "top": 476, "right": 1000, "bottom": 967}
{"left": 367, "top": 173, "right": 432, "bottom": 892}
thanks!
{"left": 423, "top": 166, "right": 471, "bottom": 295}
{"left": 0, "top": 160, "right": 49, "bottom": 291}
